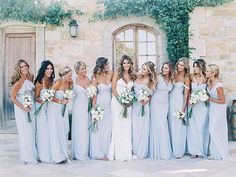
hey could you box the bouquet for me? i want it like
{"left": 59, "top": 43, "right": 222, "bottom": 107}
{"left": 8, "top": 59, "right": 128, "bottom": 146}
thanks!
{"left": 22, "top": 92, "right": 33, "bottom": 122}
{"left": 137, "top": 87, "right": 150, "bottom": 117}
{"left": 188, "top": 89, "right": 209, "bottom": 118}
{"left": 116, "top": 88, "right": 135, "bottom": 118}
{"left": 173, "top": 109, "right": 186, "bottom": 120}
{"left": 174, "top": 109, "right": 187, "bottom": 125}
{"left": 88, "top": 105, "right": 104, "bottom": 133}
{"left": 34, "top": 89, "right": 55, "bottom": 117}
{"left": 86, "top": 85, "right": 97, "bottom": 112}
{"left": 62, "top": 89, "right": 74, "bottom": 116}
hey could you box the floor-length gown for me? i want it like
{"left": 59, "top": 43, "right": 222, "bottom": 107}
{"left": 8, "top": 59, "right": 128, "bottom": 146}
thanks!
{"left": 35, "top": 88, "right": 51, "bottom": 162}
{"left": 14, "top": 80, "right": 38, "bottom": 164}
{"left": 90, "top": 84, "right": 112, "bottom": 159}
{"left": 187, "top": 79, "right": 209, "bottom": 157}
{"left": 150, "top": 76, "right": 173, "bottom": 159}
{"left": 207, "top": 82, "right": 229, "bottom": 159}
{"left": 168, "top": 82, "right": 187, "bottom": 158}
{"left": 132, "top": 83, "right": 150, "bottom": 159}
{"left": 108, "top": 79, "right": 134, "bottom": 161}
{"left": 47, "top": 90, "right": 69, "bottom": 163}
{"left": 72, "top": 85, "right": 90, "bottom": 160}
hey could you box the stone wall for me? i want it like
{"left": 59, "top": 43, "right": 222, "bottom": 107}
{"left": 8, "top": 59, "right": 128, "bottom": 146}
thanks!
{"left": 189, "top": 0, "right": 236, "bottom": 103}
{"left": 44, "top": 0, "right": 167, "bottom": 78}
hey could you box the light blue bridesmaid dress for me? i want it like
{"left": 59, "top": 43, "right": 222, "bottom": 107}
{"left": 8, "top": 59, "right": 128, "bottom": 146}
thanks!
{"left": 14, "top": 80, "right": 38, "bottom": 164}
{"left": 90, "top": 84, "right": 112, "bottom": 159}
{"left": 47, "top": 90, "right": 69, "bottom": 163}
{"left": 207, "top": 82, "right": 229, "bottom": 159}
{"left": 150, "top": 75, "right": 173, "bottom": 159}
{"left": 187, "top": 78, "right": 209, "bottom": 157}
{"left": 168, "top": 81, "right": 187, "bottom": 158}
{"left": 35, "top": 88, "right": 51, "bottom": 162}
{"left": 132, "top": 82, "right": 150, "bottom": 159}
{"left": 72, "top": 84, "right": 90, "bottom": 160}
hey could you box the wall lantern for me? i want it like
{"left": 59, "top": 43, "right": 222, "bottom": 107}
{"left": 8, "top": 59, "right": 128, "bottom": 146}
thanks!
{"left": 69, "top": 19, "right": 78, "bottom": 37}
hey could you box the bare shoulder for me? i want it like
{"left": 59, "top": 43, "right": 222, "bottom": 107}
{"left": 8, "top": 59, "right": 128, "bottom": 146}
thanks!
{"left": 29, "top": 73, "right": 34, "bottom": 82}
{"left": 52, "top": 79, "right": 61, "bottom": 87}
{"left": 35, "top": 81, "right": 43, "bottom": 89}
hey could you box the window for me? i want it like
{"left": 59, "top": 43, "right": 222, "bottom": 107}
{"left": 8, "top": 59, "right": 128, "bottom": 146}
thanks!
{"left": 113, "top": 24, "right": 158, "bottom": 70}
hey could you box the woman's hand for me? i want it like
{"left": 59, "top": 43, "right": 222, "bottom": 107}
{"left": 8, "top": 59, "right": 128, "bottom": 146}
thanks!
{"left": 61, "top": 99, "right": 69, "bottom": 105}
{"left": 22, "top": 107, "right": 31, "bottom": 112}
{"left": 141, "top": 99, "right": 149, "bottom": 106}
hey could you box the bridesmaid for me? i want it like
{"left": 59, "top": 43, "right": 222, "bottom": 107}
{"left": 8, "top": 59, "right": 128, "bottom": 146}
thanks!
{"left": 72, "top": 61, "right": 90, "bottom": 160}
{"left": 206, "top": 64, "right": 229, "bottom": 160}
{"left": 47, "top": 66, "right": 73, "bottom": 163}
{"left": 132, "top": 61, "right": 156, "bottom": 159}
{"left": 150, "top": 62, "right": 173, "bottom": 160}
{"left": 90, "top": 57, "right": 112, "bottom": 160}
{"left": 168, "top": 57, "right": 190, "bottom": 159}
{"left": 187, "top": 59, "right": 209, "bottom": 158}
{"left": 10, "top": 59, "right": 38, "bottom": 164}
{"left": 34, "top": 60, "right": 55, "bottom": 163}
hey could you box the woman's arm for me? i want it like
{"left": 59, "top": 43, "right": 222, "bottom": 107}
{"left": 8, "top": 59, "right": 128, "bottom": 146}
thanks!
{"left": 91, "top": 76, "right": 97, "bottom": 108}
{"left": 35, "top": 82, "right": 43, "bottom": 103}
{"left": 112, "top": 71, "right": 119, "bottom": 97}
{"left": 183, "top": 77, "right": 190, "bottom": 112}
{"left": 209, "top": 86, "right": 226, "bottom": 104}
{"left": 50, "top": 80, "right": 67, "bottom": 105}
{"left": 11, "top": 81, "right": 30, "bottom": 112}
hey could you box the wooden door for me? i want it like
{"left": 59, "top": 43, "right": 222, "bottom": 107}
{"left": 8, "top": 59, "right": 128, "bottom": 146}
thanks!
{"left": 3, "top": 33, "right": 36, "bottom": 121}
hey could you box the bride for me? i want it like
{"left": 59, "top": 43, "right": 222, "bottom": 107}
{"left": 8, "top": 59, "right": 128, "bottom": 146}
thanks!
{"left": 108, "top": 55, "right": 136, "bottom": 161}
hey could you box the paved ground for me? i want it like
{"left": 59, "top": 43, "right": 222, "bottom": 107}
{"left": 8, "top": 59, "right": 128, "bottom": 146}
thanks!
{"left": 0, "top": 137, "right": 236, "bottom": 177}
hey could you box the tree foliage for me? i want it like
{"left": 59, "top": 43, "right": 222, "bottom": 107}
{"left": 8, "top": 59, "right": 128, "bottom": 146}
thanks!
{"left": 0, "top": 0, "right": 83, "bottom": 26}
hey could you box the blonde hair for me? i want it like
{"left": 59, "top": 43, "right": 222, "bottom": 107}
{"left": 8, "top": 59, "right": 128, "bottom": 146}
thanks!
{"left": 10, "top": 59, "right": 30, "bottom": 86}
{"left": 161, "top": 61, "right": 174, "bottom": 82}
{"left": 142, "top": 61, "right": 157, "bottom": 91}
{"left": 59, "top": 66, "right": 72, "bottom": 77}
{"left": 74, "top": 61, "right": 86, "bottom": 73}
{"left": 175, "top": 57, "right": 190, "bottom": 80}
{"left": 207, "top": 64, "right": 219, "bottom": 78}
{"left": 206, "top": 64, "right": 221, "bottom": 85}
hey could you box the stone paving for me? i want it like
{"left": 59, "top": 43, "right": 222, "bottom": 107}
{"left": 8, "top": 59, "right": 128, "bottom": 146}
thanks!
{"left": 0, "top": 138, "right": 236, "bottom": 177}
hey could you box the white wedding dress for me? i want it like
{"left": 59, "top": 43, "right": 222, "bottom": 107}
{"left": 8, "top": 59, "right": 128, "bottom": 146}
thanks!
{"left": 108, "top": 78, "right": 134, "bottom": 161}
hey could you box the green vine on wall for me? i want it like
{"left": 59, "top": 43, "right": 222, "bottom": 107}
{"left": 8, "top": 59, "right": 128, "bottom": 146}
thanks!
{"left": 92, "top": 0, "right": 232, "bottom": 63}
{"left": 0, "top": 0, "right": 83, "bottom": 26}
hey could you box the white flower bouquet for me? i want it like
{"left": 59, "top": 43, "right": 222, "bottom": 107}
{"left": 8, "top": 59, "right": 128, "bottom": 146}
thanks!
{"left": 88, "top": 105, "right": 104, "bottom": 133}
{"left": 22, "top": 92, "right": 33, "bottom": 122}
{"left": 34, "top": 89, "right": 55, "bottom": 117}
{"left": 137, "top": 87, "right": 150, "bottom": 117}
{"left": 62, "top": 89, "right": 74, "bottom": 116}
{"left": 173, "top": 109, "right": 186, "bottom": 120}
{"left": 86, "top": 85, "right": 97, "bottom": 112}
{"left": 188, "top": 89, "right": 209, "bottom": 118}
{"left": 116, "top": 88, "right": 135, "bottom": 118}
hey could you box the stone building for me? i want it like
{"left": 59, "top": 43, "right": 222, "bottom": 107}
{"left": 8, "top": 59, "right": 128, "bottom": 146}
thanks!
{"left": 0, "top": 0, "right": 235, "bottom": 127}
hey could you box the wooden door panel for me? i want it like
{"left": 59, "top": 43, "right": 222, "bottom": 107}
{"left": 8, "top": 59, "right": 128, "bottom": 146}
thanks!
{"left": 3, "top": 33, "right": 35, "bottom": 120}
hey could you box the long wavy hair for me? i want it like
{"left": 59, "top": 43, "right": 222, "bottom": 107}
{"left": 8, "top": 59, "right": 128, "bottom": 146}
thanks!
{"left": 34, "top": 60, "right": 55, "bottom": 85}
{"left": 142, "top": 61, "right": 157, "bottom": 91}
{"left": 93, "top": 57, "right": 108, "bottom": 77}
{"left": 161, "top": 61, "right": 174, "bottom": 81}
{"left": 206, "top": 64, "right": 221, "bottom": 85}
{"left": 10, "top": 59, "right": 29, "bottom": 86}
{"left": 117, "top": 55, "right": 136, "bottom": 81}
{"left": 174, "top": 57, "right": 190, "bottom": 81}
{"left": 193, "top": 59, "right": 206, "bottom": 77}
